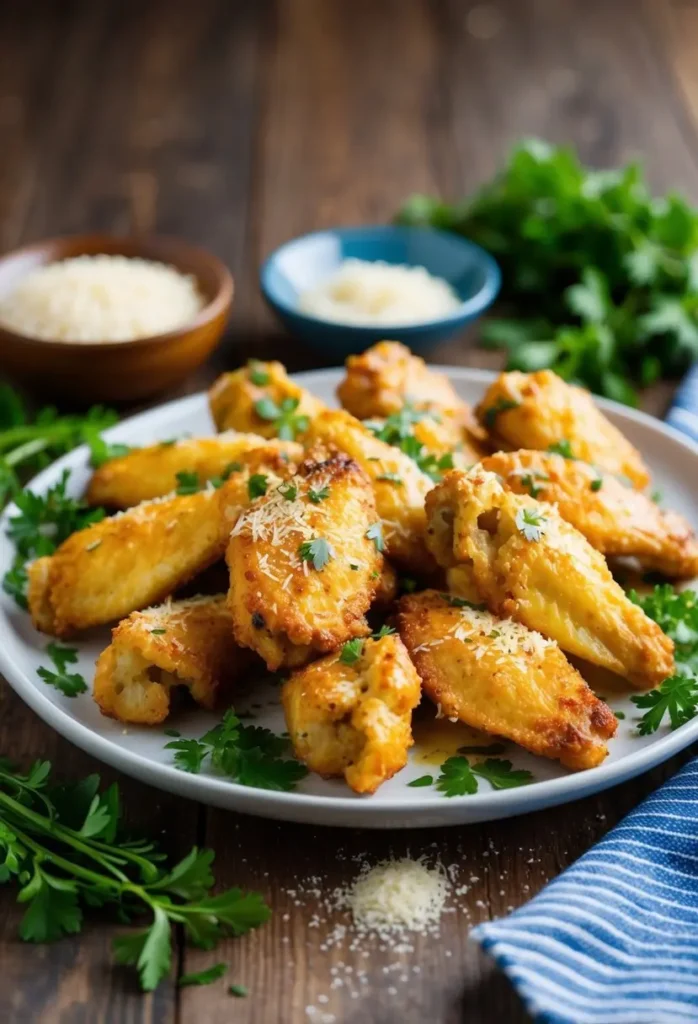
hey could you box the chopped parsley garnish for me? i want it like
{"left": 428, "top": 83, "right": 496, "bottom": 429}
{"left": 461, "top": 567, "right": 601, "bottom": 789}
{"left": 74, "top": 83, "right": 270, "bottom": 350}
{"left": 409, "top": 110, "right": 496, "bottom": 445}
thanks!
{"left": 435, "top": 755, "right": 533, "bottom": 797}
{"left": 373, "top": 624, "right": 396, "bottom": 638}
{"left": 482, "top": 397, "right": 519, "bottom": 429}
{"left": 87, "top": 434, "right": 131, "bottom": 468}
{"left": 547, "top": 439, "right": 575, "bottom": 459}
{"left": 278, "top": 482, "right": 298, "bottom": 502}
{"left": 365, "top": 522, "right": 384, "bottom": 552}
{"left": 165, "top": 709, "right": 308, "bottom": 791}
{"left": 37, "top": 643, "right": 87, "bottom": 698}
{"left": 590, "top": 477, "right": 603, "bottom": 492}
{"left": 229, "top": 984, "right": 248, "bottom": 998}
{"left": 247, "top": 474, "right": 268, "bottom": 499}
{"left": 150, "top": 628, "right": 167, "bottom": 635}
{"left": 515, "top": 506, "right": 548, "bottom": 542}
{"left": 377, "top": 472, "right": 403, "bottom": 485}
{"left": 520, "top": 472, "right": 549, "bottom": 499}
{"left": 175, "top": 471, "right": 201, "bottom": 495}
{"left": 247, "top": 360, "right": 270, "bottom": 386}
{"left": 440, "top": 593, "right": 487, "bottom": 611}
{"left": 614, "top": 710, "right": 626, "bottom": 720}
{"left": 407, "top": 775, "right": 434, "bottom": 788}
{"left": 628, "top": 586, "right": 698, "bottom": 733}
{"left": 308, "top": 485, "right": 330, "bottom": 504}
{"left": 209, "top": 462, "right": 241, "bottom": 488}
{"left": 180, "top": 963, "right": 228, "bottom": 987}
{"left": 253, "top": 396, "right": 309, "bottom": 440}
{"left": 366, "top": 404, "right": 455, "bottom": 482}
{"left": 298, "top": 537, "right": 335, "bottom": 571}
{"left": 339, "top": 638, "right": 364, "bottom": 665}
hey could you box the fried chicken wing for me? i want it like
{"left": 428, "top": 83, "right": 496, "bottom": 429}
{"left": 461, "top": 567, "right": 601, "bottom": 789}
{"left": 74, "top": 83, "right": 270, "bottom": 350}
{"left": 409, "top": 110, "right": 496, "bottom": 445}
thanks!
{"left": 304, "top": 409, "right": 435, "bottom": 573}
{"left": 425, "top": 469, "right": 674, "bottom": 688}
{"left": 338, "top": 340, "right": 484, "bottom": 452}
{"left": 398, "top": 590, "right": 616, "bottom": 770}
{"left": 87, "top": 434, "right": 302, "bottom": 509}
{"left": 476, "top": 370, "right": 650, "bottom": 489}
{"left": 208, "top": 361, "right": 324, "bottom": 437}
{"left": 227, "top": 450, "right": 383, "bottom": 670}
{"left": 282, "top": 633, "right": 421, "bottom": 793}
{"left": 482, "top": 449, "right": 698, "bottom": 579}
{"left": 93, "top": 595, "right": 253, "bottom": 725}
{"left": 27, "top": 489, "right": 229, "bottom": 637}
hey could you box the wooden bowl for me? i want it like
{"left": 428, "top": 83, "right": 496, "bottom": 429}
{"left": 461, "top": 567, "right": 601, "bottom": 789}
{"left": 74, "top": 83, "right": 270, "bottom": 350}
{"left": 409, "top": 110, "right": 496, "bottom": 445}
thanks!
{"left": 0, "top": 234, "right": 234, "bottom": 402}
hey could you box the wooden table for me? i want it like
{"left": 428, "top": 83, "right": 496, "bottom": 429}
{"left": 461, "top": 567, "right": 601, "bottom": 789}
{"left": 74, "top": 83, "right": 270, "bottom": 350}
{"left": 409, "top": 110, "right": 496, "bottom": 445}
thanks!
{"left": 2, "top": 1, "right": 698, "bottom": 1021}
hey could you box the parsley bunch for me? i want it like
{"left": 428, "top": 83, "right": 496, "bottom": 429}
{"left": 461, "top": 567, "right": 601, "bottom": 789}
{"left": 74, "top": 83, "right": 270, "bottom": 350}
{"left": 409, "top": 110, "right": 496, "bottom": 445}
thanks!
{"left": 398, "top": 139, "right": 698, "bottom": 404}
{"left": 165, "top": 710, "right": 308, "bottom": 791}
{"left": 3, "top": 469, "right": 106, "bottom": 608}
{"left": 629, "top": 586, "right": 698, "bottom": 733}
{"left": 0, "top": 758, "right": 269, "bottom": 990}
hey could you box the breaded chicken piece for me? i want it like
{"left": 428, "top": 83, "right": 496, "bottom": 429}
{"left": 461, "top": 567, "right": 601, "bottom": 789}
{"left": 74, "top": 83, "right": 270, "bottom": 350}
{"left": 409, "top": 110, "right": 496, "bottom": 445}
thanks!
{"left": 93, "top": 595, "right": 252, "bottom": 725}
{"left": 476, "top": 370, "right": 650, "bottom": 489}
{"left": 305, "top": 409, "right": 435, "bottom": 574}
{"left": 87, "top": 434, "right": 302, "bottom": 509}
{"left": 28, "top": 446, "right": 298, "bottom": 638}
{"left": 425, "top": 469, "right": 674, "bottom": 689}
{"left": 398, "top": 590, "right": 617, "bottom": 771}
{"left": 338, "top": 340, "right": 485, "bottom": 452}
{"left": 27, "top": 489, "right": 229, "bottom": 637}
{"left": 482, "top": 450, "right": 698, "bottom": 579}
{"left": 373, "top": 559, "right": 399, "bottom": 611}
{"left": 282, "top": 633, "right": 421, "bottom": 793}
{"left": 208, "top": 361, "right": 324, "bottom": 438}
{"left": 227, "top": 450, "right": 383, "bottom": 670}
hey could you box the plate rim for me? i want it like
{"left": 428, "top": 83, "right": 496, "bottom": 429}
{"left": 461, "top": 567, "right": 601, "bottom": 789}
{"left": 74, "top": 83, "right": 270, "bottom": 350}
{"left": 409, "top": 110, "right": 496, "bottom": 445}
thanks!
{"left": 1, "top": 366, "right": 697, "bottom": 827}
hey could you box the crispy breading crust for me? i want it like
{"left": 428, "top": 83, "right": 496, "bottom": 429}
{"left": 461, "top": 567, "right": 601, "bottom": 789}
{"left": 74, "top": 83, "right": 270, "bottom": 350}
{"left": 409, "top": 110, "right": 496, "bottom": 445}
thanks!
{"left": 337, "top": 340, "right": 485, "bottom": 451}
{"left": 282, "top": 633, "right": 421, "bottom": 793}
{"left": 305, "top": 409, "right": 436, "bottom": 574}
{"left": 398, "top": 590, "right": 616, "bottom": 771}
{"left": 226, "top": 449, "right": 383, "bottom": 670}
{"left": 87, "top": 434, "right": 302, "bottom": 509}
{"left": 93, "top": 595, "right": 253, "bottom": 725}
{"left": 425, "top": 469, "right": 675, "bottom": 689}
{"left": 482, "top": 449, "right": 698, "bottom": 578}
{"left": 476, "top": 370, "right": 650, "bottom": 489}
{"left": 208, "top": 361, "right": 324, "bottom": 437}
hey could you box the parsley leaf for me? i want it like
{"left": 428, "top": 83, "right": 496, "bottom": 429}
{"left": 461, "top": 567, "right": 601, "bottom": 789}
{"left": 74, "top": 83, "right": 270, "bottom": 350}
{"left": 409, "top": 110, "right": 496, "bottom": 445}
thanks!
{"left": 471, "top": 758, "right": 533, "bottom": 789}
{"left": 37, "top": 643, "right": 87, "bottom": 698}
{"left": 482, "top": 397, "right": 519, "bottom": 430}
{"left": 298, "top": 537, "right": 334, "bottom": 571}
{"left": 590, "top": 477, "right": 603, "bottom": 492}
{"left": 373, "top": 624, "right": 396, "bottom": 638}
{"left": 247, "top": 474, "right": 268, "bottom": 500}
{"left": 377, "top": 472, "right": 403, "bottom": 485}
{"left": 229, "top": 983, "right": 248, "bottom": 997}
{"left": 435, "top": 757, "right": 478, "bottom": 797}
{"left": 365, "top": 522, "right": 384, "bottom": 552}
{"left": 253, "top": 397, "right": 309, "bottom": 440}
{"left": 339, "top": 638, "right": 364, "bottom": 665}
{"left": 408, "top": 775, "right": 434, "bottom": 788}
{"left": 247, "top": 360, "right": 270, "bottom": 387}
{"left": 175, "top": 471, "right": 201, "bottom": 495}
{"left": 440, "top": 593, "right": 487, "bottom": 610}
{"left": 515, "top": 506, "right": 548, "bottom": 542}
{"left": 180, "top": 962, "right": 228, "bottom": 987}
{"left": 631, "top": 675, "right": 698, "bottom": 734}
{"left": 366, "top": 404, "right": 455, "bottom": 482}
{"left": 278, "top": 482, "right": 298, "bottom": 502}
{"left": 520, "top": 472, "right": 549, "bottom": 499}
{"left": 308, "top": 485, "right": 330, "bottom": 503}
{"left": 547, "top": 439, "right": 575, "bottom": 459}
{"left": 86, "top": 433, "right": 131, "bottom": 468}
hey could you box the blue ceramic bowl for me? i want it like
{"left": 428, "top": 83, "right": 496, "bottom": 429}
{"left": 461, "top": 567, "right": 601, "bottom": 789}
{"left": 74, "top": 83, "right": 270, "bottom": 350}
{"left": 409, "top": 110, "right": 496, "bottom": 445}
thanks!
{"left": 259, "top": 225, "right": 501, "bottom": 356}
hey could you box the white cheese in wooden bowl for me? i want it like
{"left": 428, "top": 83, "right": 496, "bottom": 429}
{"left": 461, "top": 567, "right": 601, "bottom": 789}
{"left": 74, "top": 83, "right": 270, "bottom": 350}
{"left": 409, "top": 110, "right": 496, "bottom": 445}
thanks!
{"left": 0, "top": 254, "right": 205, "bottom": 343}
{"left": 298, "top": 258, "right": 461, "bottom": 326}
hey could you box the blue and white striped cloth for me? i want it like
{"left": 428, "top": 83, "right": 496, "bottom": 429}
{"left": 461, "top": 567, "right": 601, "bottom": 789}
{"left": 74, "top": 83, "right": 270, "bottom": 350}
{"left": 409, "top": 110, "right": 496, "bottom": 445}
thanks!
{"left": 473, "top": 377, "right": 698, "bottom": 1024}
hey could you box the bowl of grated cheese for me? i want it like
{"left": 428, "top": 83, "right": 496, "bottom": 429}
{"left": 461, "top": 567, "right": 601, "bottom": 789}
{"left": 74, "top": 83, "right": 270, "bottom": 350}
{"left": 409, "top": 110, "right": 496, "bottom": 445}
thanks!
{"left": 260, "top": 225, "right": 500, "bottom": 356}
{"left": 0, "top": 234, "right": 234, "bottom": 401}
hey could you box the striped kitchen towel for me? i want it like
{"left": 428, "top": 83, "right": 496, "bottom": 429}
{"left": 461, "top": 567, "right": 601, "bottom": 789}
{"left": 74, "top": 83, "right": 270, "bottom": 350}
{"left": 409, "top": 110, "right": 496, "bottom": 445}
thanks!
{"left": 473, "top": 381, "right": 698, "bottom": 1024}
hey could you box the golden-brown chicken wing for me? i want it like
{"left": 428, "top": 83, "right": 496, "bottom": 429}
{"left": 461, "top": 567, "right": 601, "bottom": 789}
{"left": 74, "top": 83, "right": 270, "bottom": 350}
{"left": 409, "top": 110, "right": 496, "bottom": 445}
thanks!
{"left": 476, "top": 370, "right": 650, "bottom": 489}
{"left": 87, "top": 434, "right": 302, "bottom": 509}
{"left": 304, "top": 409, "right": 435, "bottom": 574}
{"left": 208, "top": 361, "right": 324, "bottom": 438}
{"left": 338, "top": 340, "right": 484, "bottom": 452}
{"left": 398, "top": 590, "right": 616, "bottom": 770}
{"left": 482, "top": 449, "right": 698, "bottom": 579}
{"left": 93, "top": 595, "right": 253, "bottom": 725}
{"left": 227, "top": 450, "right": 383, "bottom": 670}
{"left": 425, "top": 469, "right": 674, "bottom": 688}
{"left": 282, "top": 633, "right": 421, "bottom": 793}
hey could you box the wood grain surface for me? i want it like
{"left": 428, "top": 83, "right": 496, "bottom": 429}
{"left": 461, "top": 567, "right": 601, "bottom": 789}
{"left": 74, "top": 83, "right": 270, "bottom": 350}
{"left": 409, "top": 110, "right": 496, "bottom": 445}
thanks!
{"left": 1, "top": 1, "right": 697, "bottom": 1021}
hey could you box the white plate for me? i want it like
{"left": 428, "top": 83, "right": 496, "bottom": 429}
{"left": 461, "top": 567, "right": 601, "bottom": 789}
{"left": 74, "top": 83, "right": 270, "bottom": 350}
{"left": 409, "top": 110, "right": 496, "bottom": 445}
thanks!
{"left": 0, "top": 368, "right": 696, "bottom": 829}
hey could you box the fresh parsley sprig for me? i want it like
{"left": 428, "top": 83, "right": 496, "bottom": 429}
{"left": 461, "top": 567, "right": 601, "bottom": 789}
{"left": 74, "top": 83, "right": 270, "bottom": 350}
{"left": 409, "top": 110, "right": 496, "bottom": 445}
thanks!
{"left": 0, "top": 759, "right": 269, "bottom": 991}
{"left": 254, "top": 397, "right": 309, "bottom": 441}
{"left": 165, "top": 710, "right": 308, "bottom": 792}
{"left": 366, "top": 404, "right": 456, "bottom": 482}
{"left": 37, "top": 642, "right": 87, "bottom": 697}
{"left": 435, "top": 755, "right": 533, "bottom": 797}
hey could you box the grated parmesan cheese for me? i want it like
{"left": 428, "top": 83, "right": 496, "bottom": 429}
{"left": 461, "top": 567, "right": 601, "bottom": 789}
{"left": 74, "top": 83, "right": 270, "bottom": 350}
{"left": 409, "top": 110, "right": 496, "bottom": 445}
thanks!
{"left": 339, "top": 858, "right": 449, "bottom": 938}
{"left": 0, "top": 254, "right": 204, "bottom": 343}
